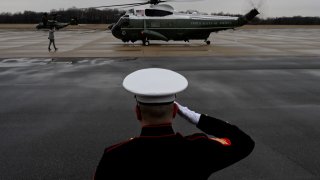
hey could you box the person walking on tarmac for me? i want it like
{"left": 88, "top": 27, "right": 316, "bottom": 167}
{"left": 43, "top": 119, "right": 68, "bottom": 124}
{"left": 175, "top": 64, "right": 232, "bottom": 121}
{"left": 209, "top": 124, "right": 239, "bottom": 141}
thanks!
{"left": 48, "top": 26, "right": 58, "bottom": 52}
{"left": 94, "top": 68, "right": 255, "bottom": 180}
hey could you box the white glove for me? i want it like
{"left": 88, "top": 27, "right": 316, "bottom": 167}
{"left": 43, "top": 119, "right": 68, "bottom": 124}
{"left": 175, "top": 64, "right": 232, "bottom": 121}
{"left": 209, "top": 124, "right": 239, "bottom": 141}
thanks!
{"left": 175, "top": 102, "right": 201, "bottom": 125}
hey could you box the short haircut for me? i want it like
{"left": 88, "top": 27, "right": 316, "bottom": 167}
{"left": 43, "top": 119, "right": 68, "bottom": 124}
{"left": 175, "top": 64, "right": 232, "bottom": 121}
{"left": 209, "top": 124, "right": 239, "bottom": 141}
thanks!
{"left": 139, "top": 103, "right": 174, "bottom": 123}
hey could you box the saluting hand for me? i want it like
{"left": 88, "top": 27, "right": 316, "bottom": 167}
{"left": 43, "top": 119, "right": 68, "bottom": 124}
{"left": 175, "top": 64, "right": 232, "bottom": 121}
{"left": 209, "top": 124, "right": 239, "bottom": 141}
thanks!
{"left": 175, "top": 102, "right": 201, "bottom": 125}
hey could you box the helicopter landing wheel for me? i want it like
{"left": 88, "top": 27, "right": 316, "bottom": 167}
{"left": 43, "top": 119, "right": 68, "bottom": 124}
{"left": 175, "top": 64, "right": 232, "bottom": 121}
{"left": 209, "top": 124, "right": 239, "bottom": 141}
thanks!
{"left": 206, "top": 40, "right": 211, "bottom": 45}
{"left": 143, "top": 40, "right": 150, "bottom": 46}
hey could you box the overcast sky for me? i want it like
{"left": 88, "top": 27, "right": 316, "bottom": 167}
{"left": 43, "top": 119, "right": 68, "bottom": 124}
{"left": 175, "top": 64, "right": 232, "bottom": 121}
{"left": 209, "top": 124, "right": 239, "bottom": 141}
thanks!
{"left": 1, "top": 0, "right": 320, "bottom": 17}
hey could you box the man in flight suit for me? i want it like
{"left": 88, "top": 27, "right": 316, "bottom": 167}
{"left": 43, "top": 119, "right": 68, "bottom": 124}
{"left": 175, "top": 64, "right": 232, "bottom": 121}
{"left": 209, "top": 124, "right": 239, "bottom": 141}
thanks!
{"left": 94, "top": 68, "right": 255, "bottom": 180}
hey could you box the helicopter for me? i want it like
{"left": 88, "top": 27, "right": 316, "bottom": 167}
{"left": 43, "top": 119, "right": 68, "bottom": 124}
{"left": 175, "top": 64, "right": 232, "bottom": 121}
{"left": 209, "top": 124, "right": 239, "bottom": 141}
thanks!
{"left": 36, "top": 13, "right": 78, "bottom": 30}
{"left": 93, "top": 0, "right": 259, "bottom": 46}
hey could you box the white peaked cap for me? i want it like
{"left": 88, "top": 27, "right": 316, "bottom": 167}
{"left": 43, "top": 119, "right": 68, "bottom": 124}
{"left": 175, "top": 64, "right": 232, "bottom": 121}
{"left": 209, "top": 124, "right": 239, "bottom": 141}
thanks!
{"left": 123, "top": 68, "right": 188, "bottom": 104}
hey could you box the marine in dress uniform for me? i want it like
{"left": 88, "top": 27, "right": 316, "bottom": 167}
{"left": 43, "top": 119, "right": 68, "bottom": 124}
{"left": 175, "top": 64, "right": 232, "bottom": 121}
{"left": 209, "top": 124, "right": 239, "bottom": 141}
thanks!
{"left": 94, "top": 68, "right": 255, "bottom": 180}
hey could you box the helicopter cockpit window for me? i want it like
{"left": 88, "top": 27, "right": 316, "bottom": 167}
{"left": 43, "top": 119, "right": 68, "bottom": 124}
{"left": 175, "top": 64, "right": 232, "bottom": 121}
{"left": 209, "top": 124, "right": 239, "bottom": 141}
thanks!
{"left": 145, "top": 9, "right": 173, "bottom": 17}
{"left": 136, "top": 10, "right": 145, "bottom": 16}
{"left": 127, "top": 9, "right": 134, "bottom": 15}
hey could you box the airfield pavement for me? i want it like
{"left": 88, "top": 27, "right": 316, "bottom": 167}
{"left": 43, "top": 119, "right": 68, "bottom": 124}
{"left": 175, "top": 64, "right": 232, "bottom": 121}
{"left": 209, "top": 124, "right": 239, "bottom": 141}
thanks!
{"left": 0, "top": 25, "right": 320, "bottom": 180}
{"left": 0, "top": 25, "right": 320, "bottom": 57}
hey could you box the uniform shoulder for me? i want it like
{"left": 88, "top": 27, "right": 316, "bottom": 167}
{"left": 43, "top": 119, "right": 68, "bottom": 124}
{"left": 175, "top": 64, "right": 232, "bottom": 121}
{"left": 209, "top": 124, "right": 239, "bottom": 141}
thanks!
{"left": 185, "top": 133, "right": 208, "bottom": 141}
{"left": 185, "top": 133, "right": 232, "bottom": 146}
{"left": 105, "top": 138, "right": 136, "bottom": 153}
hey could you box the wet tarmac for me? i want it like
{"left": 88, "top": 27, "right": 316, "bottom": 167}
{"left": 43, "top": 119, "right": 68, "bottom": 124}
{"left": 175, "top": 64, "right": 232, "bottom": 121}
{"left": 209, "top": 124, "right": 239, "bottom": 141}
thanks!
{"left": 1, "top": 57, "right": 320, "bottom": 179}
{"left": 0, "top": 28, "right": 320, "bottom": 57}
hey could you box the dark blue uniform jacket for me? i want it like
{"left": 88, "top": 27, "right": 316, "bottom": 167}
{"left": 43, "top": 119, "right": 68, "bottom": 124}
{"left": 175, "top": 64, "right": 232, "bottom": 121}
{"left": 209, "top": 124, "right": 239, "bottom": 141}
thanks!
{"left": 95, "top": 114, "right": 255, "bottom": 180}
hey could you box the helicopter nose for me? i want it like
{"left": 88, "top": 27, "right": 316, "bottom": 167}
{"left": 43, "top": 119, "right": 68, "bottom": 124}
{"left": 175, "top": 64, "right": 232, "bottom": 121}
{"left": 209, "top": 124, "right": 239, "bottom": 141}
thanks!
{"left": 110, "top": 24, "right": 123, "bottom": 40}
{"left": 108, "top": 24, "right": 114, "bottom": 30}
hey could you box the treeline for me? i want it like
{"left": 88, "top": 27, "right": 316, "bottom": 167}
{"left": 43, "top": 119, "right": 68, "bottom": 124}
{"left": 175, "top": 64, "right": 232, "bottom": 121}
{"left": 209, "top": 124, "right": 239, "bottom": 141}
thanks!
{"left": 250, "top": 17, "right": 320, "bottom": 25}
{"left": 0, "top": 8, "right": 125, "bottom": 24}
{"left": 211, "top": 12, "right": 320, "bottom": 25}
{"left": 0, "top": 8, "right": 320, "bottom": 25}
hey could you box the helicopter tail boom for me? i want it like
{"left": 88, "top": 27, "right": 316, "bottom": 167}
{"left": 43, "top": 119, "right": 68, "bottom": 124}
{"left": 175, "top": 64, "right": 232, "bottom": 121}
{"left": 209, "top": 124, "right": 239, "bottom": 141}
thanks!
{"left": 238, "top": 8, "right": 260, "bottom": 26}
{"left": 245, "top": 9, "right": 260, "bottom": 21}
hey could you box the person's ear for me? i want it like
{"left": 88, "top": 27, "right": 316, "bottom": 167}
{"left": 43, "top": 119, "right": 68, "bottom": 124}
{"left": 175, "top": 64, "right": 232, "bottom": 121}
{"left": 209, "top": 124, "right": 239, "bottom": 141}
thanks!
{"left": 135, "top": 105, "right": 142, "bottom": 121}
{"left": 173, "top": 103, "right": 178, "bottom": 118}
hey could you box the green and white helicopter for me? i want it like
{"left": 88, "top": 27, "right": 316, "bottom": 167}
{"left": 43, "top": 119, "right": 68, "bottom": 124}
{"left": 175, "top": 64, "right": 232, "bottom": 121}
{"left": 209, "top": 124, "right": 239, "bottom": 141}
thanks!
{"left": 96, "top": 0, "right": 260, "bottom": 46}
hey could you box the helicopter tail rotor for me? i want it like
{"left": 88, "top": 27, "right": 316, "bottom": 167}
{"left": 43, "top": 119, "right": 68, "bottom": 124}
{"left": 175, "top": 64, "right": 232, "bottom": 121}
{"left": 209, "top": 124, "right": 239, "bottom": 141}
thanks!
{"left": 242, "top": 0, "right": 268, "bottom": 18}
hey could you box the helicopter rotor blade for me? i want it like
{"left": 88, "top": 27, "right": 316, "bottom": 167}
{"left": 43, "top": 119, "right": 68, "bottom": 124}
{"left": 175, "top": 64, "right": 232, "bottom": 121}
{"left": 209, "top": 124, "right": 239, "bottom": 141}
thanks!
{"left": 116, "top": 4, "right": 149, "bottom": 9}
{"left": 82, "top": 0, "right": 204, "bottom": 10}
{"left": 135, "top": 0, "right": 202, "bottom": 4}
{"left": 164, "top": 0, "right": 202, "bottom": 2}
{"left": 86, "top": 2, "right": 149, "bottom": 9}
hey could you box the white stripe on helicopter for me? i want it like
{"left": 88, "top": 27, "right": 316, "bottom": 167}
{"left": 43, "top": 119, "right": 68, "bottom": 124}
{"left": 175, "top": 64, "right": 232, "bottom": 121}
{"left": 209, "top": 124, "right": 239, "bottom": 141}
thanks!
{"left": 121, "top": 27, "right": 233, "bottom": 30}
{"left": 128, "top": 14, "right": 238, "bottom": 21}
